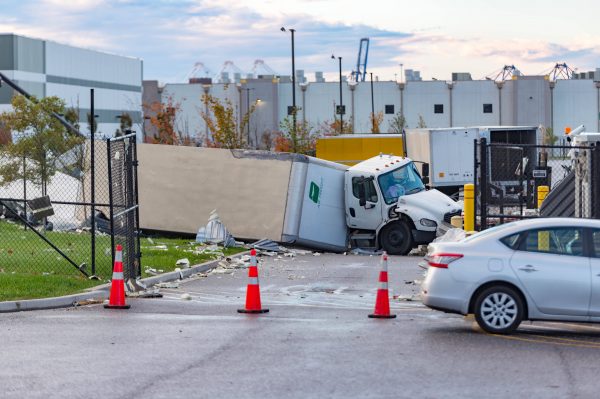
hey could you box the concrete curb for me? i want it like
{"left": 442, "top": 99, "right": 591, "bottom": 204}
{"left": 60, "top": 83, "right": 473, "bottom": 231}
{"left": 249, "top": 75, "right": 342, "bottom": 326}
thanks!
{"left": 0, "top": 290, "right": 108, "bottom": 313}
{"left": 0, "top": 251, "right": 249, "bottom": 313}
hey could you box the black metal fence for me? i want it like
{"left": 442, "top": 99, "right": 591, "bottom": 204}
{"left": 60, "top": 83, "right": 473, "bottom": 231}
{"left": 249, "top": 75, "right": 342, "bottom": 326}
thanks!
{"left": 475, "top": 138, "right": 600, "bottom": 229}
{"left": 0, "top": 134, "right": 140, "bottom": 284}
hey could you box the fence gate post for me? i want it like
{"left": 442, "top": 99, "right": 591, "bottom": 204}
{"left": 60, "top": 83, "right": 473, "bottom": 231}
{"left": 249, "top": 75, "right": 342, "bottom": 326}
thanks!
{"left": 479, "top": 138, "right": 488, "bottom": 230}
{"left": 593, "top": 144, "right": 600, "bottom": 218}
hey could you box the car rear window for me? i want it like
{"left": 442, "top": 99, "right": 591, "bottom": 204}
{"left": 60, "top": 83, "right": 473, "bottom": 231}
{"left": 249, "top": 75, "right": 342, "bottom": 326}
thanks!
{"left": 500, "top": 233, "right": 521, "bottom": 249}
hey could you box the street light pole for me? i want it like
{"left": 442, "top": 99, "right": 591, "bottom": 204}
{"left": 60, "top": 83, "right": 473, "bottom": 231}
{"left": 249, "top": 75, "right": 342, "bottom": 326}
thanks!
{"left": 370, "top": 72, "right": 375, "bottom": 132}
{"left": 245, "top": 88, "right": 251, "bottom": 146}
{"left": 281, "top": 27, "right": 297, "bottom": 145}
{"left": 400, "top": 63, "right": 404, "bottom": 83}
{"left": 332, "top": 55, "right": 343, "bottom": 134}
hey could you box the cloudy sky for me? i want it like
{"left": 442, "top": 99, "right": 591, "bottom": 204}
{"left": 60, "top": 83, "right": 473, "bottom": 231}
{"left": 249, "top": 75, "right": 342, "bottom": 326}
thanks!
{"left": 1, "top": 0, "right": 599, "bottom": 83}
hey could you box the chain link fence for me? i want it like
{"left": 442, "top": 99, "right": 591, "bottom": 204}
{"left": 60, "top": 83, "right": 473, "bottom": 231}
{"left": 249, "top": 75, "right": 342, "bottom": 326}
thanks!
{"left": 475, "top": 138, "right": 600, "bottom": 229}
{"left": 0, "top": 134, "right": 140, "bottom": 285}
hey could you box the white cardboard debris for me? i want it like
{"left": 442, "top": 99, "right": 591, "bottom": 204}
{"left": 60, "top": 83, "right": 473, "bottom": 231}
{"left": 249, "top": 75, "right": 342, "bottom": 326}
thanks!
{"left": 197, "top": 210, "right": 237, "bottom": 247}
{"left": 432, "top": 228, "right": 466, "bottom": 243}
{"left": 175, "top": 258, "right": 190, "bottom": 268}
{"left": 180, "top": 293, "right": 192, "bottom": 300}
{"left": 155, "top": 282, "right": 180, "bottom": 289}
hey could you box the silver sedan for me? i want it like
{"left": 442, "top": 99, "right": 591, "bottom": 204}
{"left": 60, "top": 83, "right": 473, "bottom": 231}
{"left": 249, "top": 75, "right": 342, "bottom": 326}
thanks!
{"left": 421, "top": 218, "right": 600, "bottom": 334}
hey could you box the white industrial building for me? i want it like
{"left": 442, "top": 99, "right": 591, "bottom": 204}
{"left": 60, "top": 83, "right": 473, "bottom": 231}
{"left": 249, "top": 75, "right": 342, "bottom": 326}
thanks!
{"left": 148, "top": 69, "right": 600, "bottom": 147}
{"left": 0, "top": 33, "right": 143, "bottom": 139}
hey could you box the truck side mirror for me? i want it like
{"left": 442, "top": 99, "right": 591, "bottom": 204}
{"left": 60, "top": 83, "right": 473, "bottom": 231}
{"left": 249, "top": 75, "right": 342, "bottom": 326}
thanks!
{"left": 421, "top": 163, "right": 430, "bottom": 185}
{"left": 421, "top": 163, "right": 430, "bottom": 178}
{"left": 357, "top": 183, "right": 367, "bottom": 207}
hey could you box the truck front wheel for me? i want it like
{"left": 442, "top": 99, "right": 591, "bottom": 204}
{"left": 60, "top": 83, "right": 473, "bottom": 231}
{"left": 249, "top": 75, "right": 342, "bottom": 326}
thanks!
{"left": 379, "top": 221, "right": 413, "bottom": 255}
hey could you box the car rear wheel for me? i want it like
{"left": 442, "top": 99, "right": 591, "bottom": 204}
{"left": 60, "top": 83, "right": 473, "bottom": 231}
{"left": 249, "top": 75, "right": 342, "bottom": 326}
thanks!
{"left": 380, "top": 221, "right": 413, "bottom": 255}
{"left": 474, "top": 285, "right": 523, "bottom": 334}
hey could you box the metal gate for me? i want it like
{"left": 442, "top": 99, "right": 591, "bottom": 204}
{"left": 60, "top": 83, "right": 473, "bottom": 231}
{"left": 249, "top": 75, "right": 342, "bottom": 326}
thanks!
{"left": 106, "top": 133, "right": 141, "bottom": 281}
{"left": 475, "top": 138, "right": 600, "bottom": 229}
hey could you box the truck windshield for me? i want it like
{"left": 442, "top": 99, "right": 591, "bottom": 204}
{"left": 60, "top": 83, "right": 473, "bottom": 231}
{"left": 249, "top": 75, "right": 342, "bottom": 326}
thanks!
{"left": 378, "top": 162, "right": 425, "bottom": 204}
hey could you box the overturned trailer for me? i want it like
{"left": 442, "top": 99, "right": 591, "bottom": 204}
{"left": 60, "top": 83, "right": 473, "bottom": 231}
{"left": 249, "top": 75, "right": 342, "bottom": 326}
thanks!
{"left": 136, "top": 145, "right": 460, "bottom": 254}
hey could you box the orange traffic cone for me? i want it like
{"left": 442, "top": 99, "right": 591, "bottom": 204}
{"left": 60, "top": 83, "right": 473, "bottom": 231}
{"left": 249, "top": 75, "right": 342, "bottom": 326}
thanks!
{"left": 104, "top": 244, "right": 130, "bottom": 309}
{"left": 369, "top": 252, "right": 396, "bottom": 319}
{"left": 238, "top": 248, "right": 269, "bottom": 314}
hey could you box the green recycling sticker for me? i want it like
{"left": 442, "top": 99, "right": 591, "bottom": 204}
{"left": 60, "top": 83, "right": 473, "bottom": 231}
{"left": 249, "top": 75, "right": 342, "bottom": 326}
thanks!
{"left": 309, "top": 181, "right": 320, "bottom": 204}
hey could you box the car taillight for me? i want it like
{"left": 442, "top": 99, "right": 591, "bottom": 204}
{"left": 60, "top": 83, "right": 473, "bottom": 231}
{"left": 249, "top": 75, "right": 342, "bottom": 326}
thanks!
{"left": 427, "top": 253, "right": 463, "bottom": 268}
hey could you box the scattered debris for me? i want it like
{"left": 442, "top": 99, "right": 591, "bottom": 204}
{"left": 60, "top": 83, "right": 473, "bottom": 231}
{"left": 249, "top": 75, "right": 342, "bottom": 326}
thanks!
{"left": 174, "top": 267, "right": 184, "bottom": 279}
{"left": 144, "top": 267, "right": 164, "bottom": 276}
{"left": 252, "top": 238, "right": 282, "bottom": 252}
{"left": 147, "top": 245, "right": 168, "bottom": 251}
{"left": 175, "top": 258, "right": 190, "bottom": 268}
{"left": 197, "top": 210, "right": 237, "bottom": 247}
{"left": 73, "top": 298, "right": 105, "bottom": 307}
{"left": 155, "top": 281, "right": 180, "bottom": 289}
{"left": 432, "top": 228, "right": 466, "bottom": 243}
{"left": 180, "top": 293, "right": 192, "bottom": 300}
{"left": 393, "top": 295, "right": 416, "bottom": 301}
{"left": 350, "top": 248, "right": 382, "bottom": 256}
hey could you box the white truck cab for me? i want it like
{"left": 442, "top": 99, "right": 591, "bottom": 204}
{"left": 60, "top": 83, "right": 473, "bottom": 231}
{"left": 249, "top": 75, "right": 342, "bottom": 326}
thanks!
{"left": 345, "top": 154, "right": 461, "bottom": 254}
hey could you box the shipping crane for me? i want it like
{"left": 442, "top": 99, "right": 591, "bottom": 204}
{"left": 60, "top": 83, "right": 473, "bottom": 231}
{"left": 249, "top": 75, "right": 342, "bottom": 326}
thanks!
{"left": 352, "top": 38, "right": 369, "bottom": 82}
{"left": 486, "top": 65, "right": 519, "bottom": 81}
{"left": 543, "top": 63, "right": 576, "bottom": 80}
{"left": 187, "top": 62, "right": 211, "bottom": 79}
{"left": 252, "top": 59, "right": 276, "bottom": 77}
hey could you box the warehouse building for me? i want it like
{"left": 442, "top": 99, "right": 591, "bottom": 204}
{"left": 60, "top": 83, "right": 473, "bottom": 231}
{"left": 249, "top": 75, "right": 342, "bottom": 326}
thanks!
{"left": 0, "top": 33, "right": 143, "bottom": 140}
{"left": 148, "top": 69, "right": 600, "bottom": 147}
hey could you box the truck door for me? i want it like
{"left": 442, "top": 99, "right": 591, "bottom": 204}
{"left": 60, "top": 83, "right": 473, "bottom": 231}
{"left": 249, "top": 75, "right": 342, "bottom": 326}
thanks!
{"left": 345, "top": 175, "right": 383, "bottom": 230}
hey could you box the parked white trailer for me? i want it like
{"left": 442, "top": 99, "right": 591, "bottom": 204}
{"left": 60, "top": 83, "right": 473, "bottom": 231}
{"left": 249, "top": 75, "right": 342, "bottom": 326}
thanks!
{"left": 405, "top": 126, "right": 539, "bottom": 196}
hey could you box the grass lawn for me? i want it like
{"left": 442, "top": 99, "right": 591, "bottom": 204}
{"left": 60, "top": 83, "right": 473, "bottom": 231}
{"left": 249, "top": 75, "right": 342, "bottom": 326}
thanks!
{"left": 0, "top": 220, "right": 246, "bottom": 301}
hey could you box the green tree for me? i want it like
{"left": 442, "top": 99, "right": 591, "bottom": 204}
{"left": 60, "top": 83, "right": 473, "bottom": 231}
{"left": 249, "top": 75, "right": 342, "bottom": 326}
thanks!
{"left": 201, "top": 94, "right": 255, "bottom": 149}
{"left": 388, "top": 112, "right": 407, "bottom": 133}
{"left": 0, "top": 95, "right": 82, "bottom": 194}
{"left": 417, "top": 114, "right": 427, "bottom": 128}
{"left": 274, "top": 117, "right": 317, "bottom": 155}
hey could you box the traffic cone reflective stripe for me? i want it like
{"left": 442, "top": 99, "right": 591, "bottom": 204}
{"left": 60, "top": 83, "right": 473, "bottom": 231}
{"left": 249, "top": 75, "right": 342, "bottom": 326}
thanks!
{"left": 238, "top": 249, "right": 269, "bottom": 314}
{"left": 369, "top": 252, "right": 396, "bottom": 319}
{"left": 104, "top": 244, "right": 130, "bottom": 309}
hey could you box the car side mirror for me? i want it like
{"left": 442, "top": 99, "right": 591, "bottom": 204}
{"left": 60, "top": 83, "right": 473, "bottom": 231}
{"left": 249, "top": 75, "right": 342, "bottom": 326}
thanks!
{"left": 359, "top": 198, "right": 366, "bottom": 207}
{"left": 421, "top": 176, "right": 430, "bottom": 185}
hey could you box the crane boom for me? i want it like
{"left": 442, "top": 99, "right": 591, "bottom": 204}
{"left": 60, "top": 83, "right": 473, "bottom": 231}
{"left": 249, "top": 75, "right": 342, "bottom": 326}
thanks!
{"left": 353, "top": 38, "right": 369, "bottom": 82}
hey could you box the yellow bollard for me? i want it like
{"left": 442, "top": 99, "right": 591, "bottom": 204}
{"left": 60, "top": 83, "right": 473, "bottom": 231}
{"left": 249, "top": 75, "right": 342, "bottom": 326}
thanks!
{"left": 451, "top": 215, "right": 463, "bottom": 229}
{"left": 464, "top": 184, "right": 475, "bottom": 231}
{"left": 537, "top": 185, "right": 549, "bottom": 209}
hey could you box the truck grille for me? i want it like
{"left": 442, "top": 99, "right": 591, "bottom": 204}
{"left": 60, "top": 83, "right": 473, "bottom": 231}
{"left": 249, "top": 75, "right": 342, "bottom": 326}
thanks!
{"left": 443, "top": 210, "right": 462, "bottom": 224}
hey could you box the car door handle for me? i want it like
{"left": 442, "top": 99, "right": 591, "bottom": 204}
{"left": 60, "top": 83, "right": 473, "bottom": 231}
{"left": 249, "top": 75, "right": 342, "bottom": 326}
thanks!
{"left": 519, "top": 265, "right": 538, "bottom": 273}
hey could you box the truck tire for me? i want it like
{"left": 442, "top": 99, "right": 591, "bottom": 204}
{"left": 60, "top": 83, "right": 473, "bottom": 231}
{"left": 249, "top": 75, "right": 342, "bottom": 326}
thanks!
{"left": 379, "top": 221, "right": 413, "bottom": 255}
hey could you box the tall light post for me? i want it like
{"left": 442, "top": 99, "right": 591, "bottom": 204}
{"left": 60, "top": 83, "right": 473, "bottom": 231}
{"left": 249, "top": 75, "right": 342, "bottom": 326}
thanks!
{"left": 244, "top": 87, "right": 255, "bottom": 146}
{"left": 370, "top": 72, "right": 375, "bottom": 132}
{"left": 281, "top": 27, "right": 297, "bottom": 146}
{"left": 331, "top": 54, "right": 343, "bottom": 134}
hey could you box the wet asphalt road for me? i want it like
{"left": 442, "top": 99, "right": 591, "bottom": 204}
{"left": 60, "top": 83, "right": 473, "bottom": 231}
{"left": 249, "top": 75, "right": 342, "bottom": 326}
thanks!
{"left": 2, "top": 253, "right": 600, "bottom": 398}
